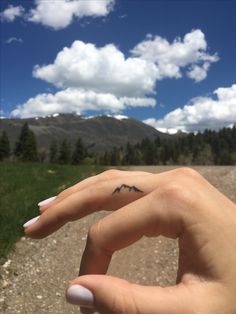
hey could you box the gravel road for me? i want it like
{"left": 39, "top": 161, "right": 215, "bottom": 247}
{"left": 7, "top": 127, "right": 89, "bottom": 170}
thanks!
{"left": 1, "top": 166, "right": 235, "bottom": 314}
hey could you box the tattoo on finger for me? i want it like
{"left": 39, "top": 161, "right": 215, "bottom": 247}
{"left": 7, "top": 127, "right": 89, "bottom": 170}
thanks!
{"left": 112, "top": 184, "right": 144, "bottom": 194}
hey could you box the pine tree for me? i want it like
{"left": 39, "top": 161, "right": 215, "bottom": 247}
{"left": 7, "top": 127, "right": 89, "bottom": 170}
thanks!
{"left": 49, "top": 140, "right": 58, "bottom": 163}
{"left": 0, "top": 131, "right": 11, "bottom": 161}
{"left": 110, "top": 148, "right": 117, "bottom": 166}
{"left": 124, "top": 142, "right": 135, "bottom": 165}
{"left": 194, "top": 143, "right": 213, "bottom": 165}
{"left": 71, "top": 138, "right": 86, "bottom": 165}
{"left": 58, "top": 139, "right": 71, "bottom": 164}
{"left": 14, "top": 123, "right": 38, "bottom": 161}
{"left": 14, "top": 123, "right": 28, "bottom": 158}
{"left": 104, "top": 151, "right": 111, "bottom": 165}
{"left": 22, "top": 130, "right": 38, "bottom": 161}
{"left": 110, "top": 147, "right": 123, "bottom": 166}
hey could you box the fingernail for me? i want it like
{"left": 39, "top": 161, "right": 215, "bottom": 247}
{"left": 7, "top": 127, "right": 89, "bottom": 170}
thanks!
{"left": 23, "top": 215, "right": 40, "bottom": 228}
{"left": 38, "top": 196, "right": 56, "bottom": 207}
{"left": 66, "top": 285, "right": 94, "bottom": 308}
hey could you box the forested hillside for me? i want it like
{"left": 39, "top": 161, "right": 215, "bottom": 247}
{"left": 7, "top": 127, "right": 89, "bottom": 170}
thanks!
{"left": 101, "top": 127, "right": 236, "bottom": 165}
{"left": 0, "top": 122, "right": 235, "bottom": 165}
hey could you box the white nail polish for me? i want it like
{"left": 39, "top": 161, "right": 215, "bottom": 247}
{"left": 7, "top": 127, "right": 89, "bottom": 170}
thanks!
{"left": 23, "top": 215, "right": 40, "bottom": 228}
{"left": 38, "top": 196, "right": 56, "bottom": 207}
{"left": 66, "top": 285, "right": 94, "bottom": 308}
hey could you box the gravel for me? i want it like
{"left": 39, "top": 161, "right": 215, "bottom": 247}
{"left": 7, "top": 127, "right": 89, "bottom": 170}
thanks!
{"left": 1, "top": 166, "right": 235, "bottom": 314}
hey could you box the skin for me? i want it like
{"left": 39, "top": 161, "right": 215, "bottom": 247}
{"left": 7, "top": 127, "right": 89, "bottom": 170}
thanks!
{"left": 24, "top": 168, "right": 236, "bottom": 314}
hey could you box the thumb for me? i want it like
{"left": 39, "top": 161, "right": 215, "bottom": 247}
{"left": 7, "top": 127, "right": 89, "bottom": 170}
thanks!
{"left": 66, "top": 275, "right": 191, "bottom": 314}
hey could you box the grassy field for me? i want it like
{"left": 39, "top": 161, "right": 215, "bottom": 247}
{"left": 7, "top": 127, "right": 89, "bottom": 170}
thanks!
{"left": 0, "top": 162, "right": 103, "bottom": 260}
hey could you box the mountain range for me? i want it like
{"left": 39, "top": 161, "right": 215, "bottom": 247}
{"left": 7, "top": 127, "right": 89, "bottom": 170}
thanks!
{"left": 0, "top": 114, "right": 176, "bottom": 153}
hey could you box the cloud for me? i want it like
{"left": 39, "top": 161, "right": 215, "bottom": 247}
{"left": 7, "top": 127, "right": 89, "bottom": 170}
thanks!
{"left": 11, "top": 30, "right": 219, "bottom": 118}
{"left": 33, "top": 30, "right": 217, "bottom": 94}
{"left": 187, "top": 62, "right": 210, "bottom": 82}
{"left": 0, "top": 0, "right": 114, "bottom": 29}
{"left": 27, "top": 0, "right": 115, "bottom": 30}
{"left": 131, "top": 29, "right": 219, "bottom": 82}
{"left": 143, "top": 84, "right": 236, "bottom": 133}
{"left": 0, "top": 5, "right": 24, "bottom": 22}
{"left": 5, "top": 37, "right": 23, "bottom": 44}
{"left": 33, "top": 40, "right": 158, "bottom": 97}
{"left": 11, "top": 88, "right": 155, "bottom": 118}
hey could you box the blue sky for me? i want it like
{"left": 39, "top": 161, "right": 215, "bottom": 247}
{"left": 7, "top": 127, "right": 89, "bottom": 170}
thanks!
{"left": 1, "top": 0, "right": 236, "bottom": 133}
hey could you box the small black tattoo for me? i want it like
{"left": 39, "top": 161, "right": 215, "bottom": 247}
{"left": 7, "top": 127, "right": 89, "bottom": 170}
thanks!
{"left": 112, "top": 184, "right": 144, "bottom": 194}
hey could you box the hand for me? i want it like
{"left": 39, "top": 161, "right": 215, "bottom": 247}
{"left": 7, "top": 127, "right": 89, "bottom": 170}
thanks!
{"left": 24, "top": 168, "right": 236, "bottom": 314}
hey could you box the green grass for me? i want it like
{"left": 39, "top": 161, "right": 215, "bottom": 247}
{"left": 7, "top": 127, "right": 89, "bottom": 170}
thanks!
{"left": 0, "top": 162, "right": 104, "bottom": 260}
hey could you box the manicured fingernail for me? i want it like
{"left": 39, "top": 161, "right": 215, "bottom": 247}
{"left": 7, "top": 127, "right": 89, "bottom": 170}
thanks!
{"left": 38, "top": 196, "right": 56, "bottom": 207}
{"left": 66, "top": 285, "right": 94, "bottom": 308}
{"left": 23, "top": 215, "right": 40, "bottom": 228}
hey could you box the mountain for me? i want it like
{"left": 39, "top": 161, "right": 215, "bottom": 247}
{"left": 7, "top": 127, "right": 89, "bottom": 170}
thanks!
{"left": 0, "top": 114, "right": 173, "bottom": 153}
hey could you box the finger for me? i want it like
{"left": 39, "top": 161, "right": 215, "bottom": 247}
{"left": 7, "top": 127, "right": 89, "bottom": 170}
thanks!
{"left": 79, "top": 190, "right": 185, "bottom": 276}
{"left": 24, "top": 172, "right": 162, "bottom": 239}
{"left": 25, "top": 168, "right": 203, "bottom": 240}
{"left": 66, "top": 275, "right": 192, "bottom": 314}
{"left": 39, "top": 170, "right": 152, "bottom": 213}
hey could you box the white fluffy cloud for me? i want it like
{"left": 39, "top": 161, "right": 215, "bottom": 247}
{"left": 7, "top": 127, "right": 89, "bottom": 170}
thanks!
{"left": 187, "top": 62, "right": 210, "bottom": 82}
{"left": 144, "top": 84, "right": 236, "bottom": 133}
{"left": 33, "top": 41, "right": 158, "bottom": 96}
{"left": 0, "top": 5, "right": 24, "bottom": 22}
{"left": 131, "top": 29, "right": 219, "bottom": 82}
{"left": 1, "top": 0, "right": 114, "bottom": 29}
{"left": 27, "top": 0, "right": 114, "bottom": 30}
{"left": 11, "top": 88, "right": 155, "bottom": 118}
{"left": 11, "top": 30, "right": 219, "bottom": 119}
{"left": 33, "top": 31, "right": 218, "bottom": 97}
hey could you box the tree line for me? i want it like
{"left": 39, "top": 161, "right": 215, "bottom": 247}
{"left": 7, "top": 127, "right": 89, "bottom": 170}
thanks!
{"left": 0, "top": 123, "right": 88, "bottom": 165}
{"left": 100, "top": 126, "right": 236, "bottom": 166}
{"left": 0, "top": 122, "right": 236, "bottom": 165}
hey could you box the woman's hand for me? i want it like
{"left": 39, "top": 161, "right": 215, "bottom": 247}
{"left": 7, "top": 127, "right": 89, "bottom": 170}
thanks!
{"left": 24, "top": 168, "right": 236, "bottom": 314}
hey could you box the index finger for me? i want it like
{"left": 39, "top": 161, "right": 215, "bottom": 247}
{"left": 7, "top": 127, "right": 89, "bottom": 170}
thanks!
{"left": 24, "top": 172, "right": 163, "bottom": 238}
{"left": 39, "top": 170, "right": 151, "bottom": 213}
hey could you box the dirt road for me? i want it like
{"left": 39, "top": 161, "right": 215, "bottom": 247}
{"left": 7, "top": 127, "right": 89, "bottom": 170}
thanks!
{"left": 1, "top": 166, "right": 235, "bottom": 313}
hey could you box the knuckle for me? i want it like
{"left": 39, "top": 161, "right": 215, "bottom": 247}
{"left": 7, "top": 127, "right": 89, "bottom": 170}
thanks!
{"left": 157, "top": 180, "right": 195, "bottom": 206}
{"left": 161, "top": 182, "right": 185, "bottom": 200}
{"left": 85, "top": 182, "right": 106, "bottom": 212}
{"left": 173, "top": 167, "right": 201, "bottom": 180}
{"left": 87, "top": 220, "right": 114, "bottom": 258}
{"left": 102, "top": 169, "right": 122, "bottom": 180}
{"left": 87, "top": 222, "right": 99, "bottom": 245}
{"left": 87, "top": 220, "right": 104, "bottom": 248}
{"left": 107, "top": 284, "right": 138, "bottom": 314}
{"left": 51, "top": 208, "right": 68, "bottom": 226}
{"left": 109, "top": 292, "right": 125, "bottom": 314}
{"left": 154, "top": 167, "right": 202, "bottom": 204}
{"left": 58, "top": 185, "right": 76, "bottom": 198}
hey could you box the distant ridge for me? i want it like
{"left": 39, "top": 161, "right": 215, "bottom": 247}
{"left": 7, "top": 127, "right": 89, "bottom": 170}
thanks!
{"left": 0, "top": 114, "right": 174, "bottom": 153}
